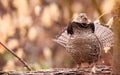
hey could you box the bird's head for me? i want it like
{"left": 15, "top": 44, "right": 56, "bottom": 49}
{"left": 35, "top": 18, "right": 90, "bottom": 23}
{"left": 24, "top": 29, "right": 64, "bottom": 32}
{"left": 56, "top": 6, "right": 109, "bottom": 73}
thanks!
{"left": 67, "top": 13, "right": 95, "bottom": 35}
{"left": 72, "top": 13, "right": 90, "bottom": 27}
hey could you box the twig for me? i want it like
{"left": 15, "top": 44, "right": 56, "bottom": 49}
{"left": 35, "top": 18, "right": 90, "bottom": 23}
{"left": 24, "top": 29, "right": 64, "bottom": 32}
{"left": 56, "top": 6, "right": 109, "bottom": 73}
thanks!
{"left": 0, "top": 42, "right": 32, "bottom": 71}
{"left": 92, "top": 0, "right": 106, "bottom": 23}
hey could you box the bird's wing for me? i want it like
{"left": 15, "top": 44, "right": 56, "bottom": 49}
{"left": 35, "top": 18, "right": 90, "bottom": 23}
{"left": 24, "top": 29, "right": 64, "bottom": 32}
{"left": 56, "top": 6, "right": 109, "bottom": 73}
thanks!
{"left": 53, "top": 27, "right": 70, "bottom": 47}
{"left": 94, "top": 23, "right": 114, "bottom": 48}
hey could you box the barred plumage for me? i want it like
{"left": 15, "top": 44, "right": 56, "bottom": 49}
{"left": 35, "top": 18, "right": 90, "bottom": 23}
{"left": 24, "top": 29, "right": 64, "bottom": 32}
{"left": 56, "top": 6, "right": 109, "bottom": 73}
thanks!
{"left": 53, "top": 13, "right": 114, "bottom": 67}
{"left": 95, "top": 24, "right": 113, "bottom": 48}
{"left": 54, "top": 16, "right": 113, "bottom": 49}
{"left": 66, "top": 26, "right": 101, "bottom": 65}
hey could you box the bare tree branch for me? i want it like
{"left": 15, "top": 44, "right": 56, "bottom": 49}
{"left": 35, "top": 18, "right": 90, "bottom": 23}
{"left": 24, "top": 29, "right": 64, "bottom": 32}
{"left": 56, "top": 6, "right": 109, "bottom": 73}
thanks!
{"left": 92, "top": 0, "right": 106, "bottom": 23}
{"left": 0, "top": 42, "right": 32, "bottom": 71}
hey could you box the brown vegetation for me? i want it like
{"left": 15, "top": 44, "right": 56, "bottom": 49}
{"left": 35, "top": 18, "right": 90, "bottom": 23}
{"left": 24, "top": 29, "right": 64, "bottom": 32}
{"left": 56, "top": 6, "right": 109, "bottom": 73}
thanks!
{"left": 0, "top": 0, "right": 117, "bottom": 73}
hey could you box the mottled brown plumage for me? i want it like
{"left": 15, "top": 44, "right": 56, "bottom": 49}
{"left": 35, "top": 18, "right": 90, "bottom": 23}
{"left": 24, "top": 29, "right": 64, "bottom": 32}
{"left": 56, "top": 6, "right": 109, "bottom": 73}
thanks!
{"left": 66, "top": 23, "right": 101, "bottom": 66}
{"left": 54, "top": 13, "right": 113, "bottom": 68}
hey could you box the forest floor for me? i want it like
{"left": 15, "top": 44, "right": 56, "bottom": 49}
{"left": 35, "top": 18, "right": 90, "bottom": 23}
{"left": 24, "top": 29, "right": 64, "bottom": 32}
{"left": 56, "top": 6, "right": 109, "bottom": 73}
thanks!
{"left": 0, "top": 65, "right": 112, "bottom": 75}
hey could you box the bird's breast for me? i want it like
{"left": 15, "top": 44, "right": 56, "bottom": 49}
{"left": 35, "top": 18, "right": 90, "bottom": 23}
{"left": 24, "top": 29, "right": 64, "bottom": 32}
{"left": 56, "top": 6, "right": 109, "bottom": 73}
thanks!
{"left": 66, "top": 32, "right": 101, "bottom": 64}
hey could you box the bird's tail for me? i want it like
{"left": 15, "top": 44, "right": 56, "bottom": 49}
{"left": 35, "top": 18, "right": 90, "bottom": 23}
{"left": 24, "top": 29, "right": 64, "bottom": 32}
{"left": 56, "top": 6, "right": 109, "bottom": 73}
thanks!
{"left": 94, "top": 23, "right": 114, "bottom": 48}
{"left": 53, "top": 27, "right": 70, "bottom": 47}
{"left": 53, "top": 23, "right": 114, "bottom": 49}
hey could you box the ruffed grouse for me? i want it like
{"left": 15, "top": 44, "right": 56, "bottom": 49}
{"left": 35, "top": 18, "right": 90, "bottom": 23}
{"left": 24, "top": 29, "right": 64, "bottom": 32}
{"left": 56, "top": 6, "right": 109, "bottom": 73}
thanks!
{"left": 54, "top": 13, "right": 113, "bottom": 68}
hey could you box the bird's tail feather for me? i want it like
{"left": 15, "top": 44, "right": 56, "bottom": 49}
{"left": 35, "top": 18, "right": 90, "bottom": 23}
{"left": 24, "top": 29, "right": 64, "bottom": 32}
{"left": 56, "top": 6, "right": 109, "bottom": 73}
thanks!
{"left": 53, "top": 28, "right": 70, "bottom": 47}
{"left": 53, "top": 24, "right": 114, "bottom": 49}
{"left": 95, "top": 23, "right": 114, "bottom": 48}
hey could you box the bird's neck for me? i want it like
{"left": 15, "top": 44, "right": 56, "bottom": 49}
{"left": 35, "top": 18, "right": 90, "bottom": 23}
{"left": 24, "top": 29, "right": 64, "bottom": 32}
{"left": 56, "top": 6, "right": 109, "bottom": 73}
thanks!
{"left": 73, "top": 28, "right": 93, "bottom": 35}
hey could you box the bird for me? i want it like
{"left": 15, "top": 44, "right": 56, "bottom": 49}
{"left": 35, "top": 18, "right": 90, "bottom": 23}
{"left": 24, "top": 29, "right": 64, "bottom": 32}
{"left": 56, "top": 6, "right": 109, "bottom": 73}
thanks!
{"left": 53, "top": 13, "right": 114, "bottom": 68}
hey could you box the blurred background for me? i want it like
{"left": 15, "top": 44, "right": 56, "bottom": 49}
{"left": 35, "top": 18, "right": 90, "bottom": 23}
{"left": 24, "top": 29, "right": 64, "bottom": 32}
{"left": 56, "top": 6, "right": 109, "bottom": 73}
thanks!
{"left": 0, "top": 0, "right": 114, "bottom": 71}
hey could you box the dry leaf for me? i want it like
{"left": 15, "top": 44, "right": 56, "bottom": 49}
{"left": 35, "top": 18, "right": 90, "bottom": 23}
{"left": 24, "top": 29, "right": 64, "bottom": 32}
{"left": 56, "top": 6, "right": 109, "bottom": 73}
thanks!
{"left": 106, "top": 17, "right": 113, "bottom": 28}
{"left": 40, "top": 3, "right": 60, "bottom": 28}
{"left": 34, "top": 5, "right": 41, "bottom": 16}
{"left": 3, "top": 60, "right": 15, "bottom": 71}
{"left": 28, "top": 27, "right": 38, "bottom": 41}
{"left": 7, "top": 39, "right": 19, "bottom": 50}
{"left": 0, "top": 45, "right": 5, "bottom": 54}
{"left": 43, "top": 47, "right": 52, "bottom": 60}
{"left": 16, "top": 48, "right": 24, "bottom": 59}
{"left": 101, "top": 0, "right": 115, "bottom": 13}
{"left": 104, "top": 47, "right": 111, "bottom": 53}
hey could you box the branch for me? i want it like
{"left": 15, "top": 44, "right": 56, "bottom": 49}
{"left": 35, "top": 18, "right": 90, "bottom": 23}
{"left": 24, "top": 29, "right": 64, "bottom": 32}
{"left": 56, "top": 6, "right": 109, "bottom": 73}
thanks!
{"left": 92, "top": 0, "right": 106, "bottom": 23}
{"left": 0, "top": 42, "right": 32, "bottom": 71}
{"left": 0, "top": 66, "right": 112, "bottom": 75}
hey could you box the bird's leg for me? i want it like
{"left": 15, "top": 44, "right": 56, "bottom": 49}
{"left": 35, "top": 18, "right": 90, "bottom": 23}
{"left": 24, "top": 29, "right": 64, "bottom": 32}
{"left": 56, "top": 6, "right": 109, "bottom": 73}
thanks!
{"left": 76, "top": 63, "right": 89, "bottom": 71}
{"left": 81, "top": 63, "right": 89, "bottom": 68}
